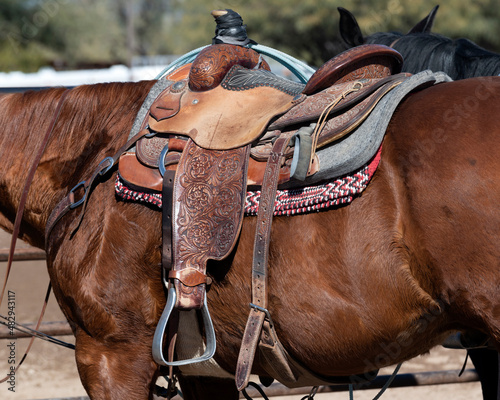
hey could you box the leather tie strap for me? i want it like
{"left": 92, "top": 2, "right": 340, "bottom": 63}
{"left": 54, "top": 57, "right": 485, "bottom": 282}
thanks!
{"left": 161, "top": 169, "right": 178, "bottom": 379}
{"left": 162, "top": 170, "right": 176, "bottom": 271}
{"left": 235, "top": 132, "right": 293, "bottom": 391}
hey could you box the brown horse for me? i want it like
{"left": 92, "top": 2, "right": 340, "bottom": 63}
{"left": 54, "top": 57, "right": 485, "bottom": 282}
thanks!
{"left": 0, "top": 74, "right": 500, "bottom": 399}
{"left": 340, "top": 7, "right": 500, "bottom": 399}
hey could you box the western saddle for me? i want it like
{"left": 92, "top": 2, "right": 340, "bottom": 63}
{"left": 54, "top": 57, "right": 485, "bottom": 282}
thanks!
{"left": 112, "top": 20, "right": 406, "bottom": 390}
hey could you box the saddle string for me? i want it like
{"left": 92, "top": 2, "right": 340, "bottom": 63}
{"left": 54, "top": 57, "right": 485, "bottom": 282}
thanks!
{"left": 311, "top": 81, "right": 363, "bottom": 153}
{"left": 287, "top": 82, "right": 364, "bottom": 180}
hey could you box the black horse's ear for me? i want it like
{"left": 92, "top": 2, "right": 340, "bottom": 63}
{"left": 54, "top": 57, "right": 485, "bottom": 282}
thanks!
{"left": 408, "top": 5, "right": 439, "bottom": 34}
{"left": 338, "top": 7, "right": 364, "bottom": 47}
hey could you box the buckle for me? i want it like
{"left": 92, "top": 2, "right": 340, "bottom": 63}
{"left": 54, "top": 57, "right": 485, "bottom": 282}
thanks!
{"left": 249, "top": 303, "right": 273, "bottom": 327}
{"left": 69, "top": 181, "right": 87, "bottom": 209}
{"left": 97, "top": 156, "right": 114, "bottom": 176}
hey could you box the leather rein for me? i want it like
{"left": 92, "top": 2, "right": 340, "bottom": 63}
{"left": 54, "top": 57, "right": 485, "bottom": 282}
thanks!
{"left": 0, "top": 87, "right": 156, "bottom": 380}
{"left": 0, "top": 89, "right": 71, "bottom": 383}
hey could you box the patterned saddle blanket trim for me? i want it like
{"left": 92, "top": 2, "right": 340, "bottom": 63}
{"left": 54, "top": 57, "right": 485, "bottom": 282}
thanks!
{"left": 115, "top": 145, "right": 381, "bottom": 216}
{"left": 246, "top": 144, "right": 381, "bottom": 216}
{"left": 115, "top": 180, "right": 163, "bottom": 208}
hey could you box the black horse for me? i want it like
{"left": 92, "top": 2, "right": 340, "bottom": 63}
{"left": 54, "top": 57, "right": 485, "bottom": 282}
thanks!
{"left": 338, "top": 5, "right": 500, "bottom": 80}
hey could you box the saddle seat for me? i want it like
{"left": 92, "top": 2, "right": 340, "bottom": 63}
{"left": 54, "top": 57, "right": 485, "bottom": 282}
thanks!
{"left": 118, "top": 43, "right": 405, "bottom": 192}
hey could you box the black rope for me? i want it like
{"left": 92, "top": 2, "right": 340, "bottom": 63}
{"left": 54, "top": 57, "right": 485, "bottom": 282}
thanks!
{"left": 0, "top": 314, "right": 75, "bottom": 350}
{"left": 154, "top": 384, "right": 183, "bottom": 399}
{"left": 242, "top": 381, "right": 270, "bottom": 400}
{"left": 212, "top": 9, "right": 256, "bottom": 46}
{"left": 300, "top": 386, "right": 319, "bottom": 399}
{"left": 458, "top": 350, "right": 470, "bottom": 377}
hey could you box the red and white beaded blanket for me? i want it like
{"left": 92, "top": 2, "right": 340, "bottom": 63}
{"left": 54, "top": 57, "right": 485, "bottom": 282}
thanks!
{"left": 115, "top": 146, "right": 382, "bottom": 216}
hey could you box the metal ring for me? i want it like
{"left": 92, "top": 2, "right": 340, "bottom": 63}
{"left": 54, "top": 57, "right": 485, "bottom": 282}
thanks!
{"left": 145, "top": 127, "right": 157, "bottom": 138}
{"left": 158, "top": 143, "right": 169, "bottom": 177}
{"left": 69, "top": 181, "right": 87, "bottom": 209}
{"left": 97, "top": 156, "right": 114, "bottom": 176}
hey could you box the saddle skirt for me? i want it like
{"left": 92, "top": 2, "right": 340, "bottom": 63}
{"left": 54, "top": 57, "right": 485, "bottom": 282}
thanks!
{"left": 148, "top": 68, "right": 304, "bottom": 150}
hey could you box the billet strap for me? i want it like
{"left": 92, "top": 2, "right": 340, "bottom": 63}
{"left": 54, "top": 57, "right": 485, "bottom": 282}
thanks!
{"left": 235, "top": 133, "right": 293, "bottom": 391}
{"left": 162, "top": 170, "right": 176, "bottom": 270}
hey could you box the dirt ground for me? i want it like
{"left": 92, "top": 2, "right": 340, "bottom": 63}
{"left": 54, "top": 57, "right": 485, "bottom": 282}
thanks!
{"left": 0, "top": 231, "right": 483, "bottom": 400}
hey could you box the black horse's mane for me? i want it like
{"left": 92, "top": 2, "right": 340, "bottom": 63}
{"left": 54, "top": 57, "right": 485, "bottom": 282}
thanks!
{"left": 366, "top": 32, "right": 500, "bottom": 80}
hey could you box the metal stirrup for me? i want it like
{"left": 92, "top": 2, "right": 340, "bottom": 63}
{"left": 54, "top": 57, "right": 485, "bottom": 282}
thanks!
{"left": 152, "top": 286, "right": 216, "bottom": 366}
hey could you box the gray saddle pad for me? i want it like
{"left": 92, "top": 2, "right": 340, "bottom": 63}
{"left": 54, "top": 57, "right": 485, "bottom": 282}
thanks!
{"left": 279, "top": 70, "right": 452, "bottom": 188}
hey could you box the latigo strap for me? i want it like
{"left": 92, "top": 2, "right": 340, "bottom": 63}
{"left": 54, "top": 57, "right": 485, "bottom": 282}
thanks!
{"left": 236, "top": 132, "right": 293, "bottom": 391}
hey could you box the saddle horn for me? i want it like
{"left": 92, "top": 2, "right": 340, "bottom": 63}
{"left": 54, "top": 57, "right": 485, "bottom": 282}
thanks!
{"left": 211, "top": 8, "right": 256, "bottom": 46}
{"left": 189, "top": 9, "right": 270, "bottom": 92}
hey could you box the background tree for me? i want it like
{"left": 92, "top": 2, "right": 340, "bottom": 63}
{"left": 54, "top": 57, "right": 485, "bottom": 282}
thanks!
{"left": 0, "top": 0, "right": 59, "bottom": 71}
{"left": 0, "top": 0, "right": 499, "bottom": 72}
{"left": 159, "top": 0, "right": 500, "bottom": 67}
